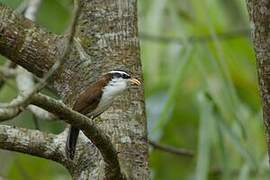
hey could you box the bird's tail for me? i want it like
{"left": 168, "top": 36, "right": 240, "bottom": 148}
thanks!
{"left": 66, "top": 126, "right": 80, "bottom": 160}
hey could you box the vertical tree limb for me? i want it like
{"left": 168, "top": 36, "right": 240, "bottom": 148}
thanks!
{"left": 0, "top": 0, "right": 148, "bottom": 178}
{"left": 246, "top": 0, "right": 270, "bottom": 163}
{"left": 73, "top": 0, "right": 149, "bottom": 178}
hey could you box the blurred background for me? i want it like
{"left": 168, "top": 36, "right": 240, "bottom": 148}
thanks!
{"left": 0, "top": 0, "right": 268, "bottom": 179}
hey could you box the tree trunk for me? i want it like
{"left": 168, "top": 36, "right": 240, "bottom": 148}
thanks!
{"left": 0, "top": 0, "right": 149, "bottom": 179}
{"left": 246, "top": 0, "right": 270, "bottom": 163}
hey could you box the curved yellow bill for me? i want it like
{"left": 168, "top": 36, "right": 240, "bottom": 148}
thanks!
{"left": 129, "top": 78, "right": 141, "bottom": 86}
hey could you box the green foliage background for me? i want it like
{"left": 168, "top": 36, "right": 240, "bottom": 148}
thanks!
{"left": 0, "top": 0, "right": 268, "bottom": 179}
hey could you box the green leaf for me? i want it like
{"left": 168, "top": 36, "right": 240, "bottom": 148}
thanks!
{"left": 195, "top": 92, "right": 214, "bottom": 180}
{"left": 152, "top": 46, "right": 193, "bottom": 139}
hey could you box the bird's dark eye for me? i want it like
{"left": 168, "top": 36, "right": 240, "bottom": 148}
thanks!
{"left": 122, "top": 74, "right": 131, "bottom": 79}
{"left": 114, "top": 73, "right": 122, "bottom": 78}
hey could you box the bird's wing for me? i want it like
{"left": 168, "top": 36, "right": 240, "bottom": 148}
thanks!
{"left": 73, "top": 74, "right": 112, "bottom": 114}
{"left": 67, "top": 86, "right": 102, "bottom": 160}
{"left": 73, "top": 84, "right": 103, "bottom": 114}
{"left": 66, "top": 74, "right": 112, "bottom": 160}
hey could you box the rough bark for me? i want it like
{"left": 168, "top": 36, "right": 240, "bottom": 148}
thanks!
{"left": 31, "top": 93, "right": 123, "bottom": 179}
{"left": 0, "top": 0, "right": 148, "bottom": 179}
{"left": 0, "top": 4, "right": 62, "bottom": 77}
{"left": 246, "top": 0, "right": 270, "bottom": 162}
{"left": 0, "top": 125, "right": 75, "bottom": 170}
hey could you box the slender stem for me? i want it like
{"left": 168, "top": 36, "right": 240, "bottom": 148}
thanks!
{"left": 149, "top": 140, "right": 194, "bottom": 157}
{"left": 140, "top": 28, "right": 250, "bottom": 44}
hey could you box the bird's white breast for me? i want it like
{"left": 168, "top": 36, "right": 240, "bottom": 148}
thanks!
{"left": 87, "top": 79, "right": 127, "bottom": 117}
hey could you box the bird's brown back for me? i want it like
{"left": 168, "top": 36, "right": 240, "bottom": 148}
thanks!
{"left": 73, "top": 73, "right": 113, "bottom": 115}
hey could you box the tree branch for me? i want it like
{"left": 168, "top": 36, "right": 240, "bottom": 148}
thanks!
{"left": 15, "top": 0, "right": 54, "bottom": 121}
{"left": 0, "top": 0, "right": 80, "bottom": 110}
{"left": 0, "top": 1, "right": 123, "bottom": 179}
{"left": 0, "top": 106, "right": 21, "bottom": 121}
{"left": 0, "top": 0, "right": 148, "bottom": 178}
{"left": 0, "top": 0, "right": 79, "bottom": 124}
{"left": 0, "top": 3, "right": 61, "bottom": 77}
{"left": 0, "top": 125, "right": 74, "bottom": 169}
{"left": 149, "top": 140, "right": 194, "bottom": 157}
{"left": 31, "top": 93, "right": 124, "bottom": 180}
{"left": 246, "top": 0, "right": 270, "bottom": 164}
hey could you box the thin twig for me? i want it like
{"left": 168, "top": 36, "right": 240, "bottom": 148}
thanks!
{"left": 149, "top": 140, "right": 194, "bottom": 157}
{"left": 16, "top": 0, "right": 55, "bottom": 121}
{"left": 140, "top": 28, "right": 250, "bottom": 45}
{"left": 0, "top": 0, "right": 81, "bottom": 109}
{"left": 0, "top": 0, "right": 81, "bottom": 121}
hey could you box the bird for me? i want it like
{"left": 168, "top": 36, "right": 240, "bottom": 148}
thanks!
{"left": 65, "top": 70, "right": 141, "bottom": 160}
